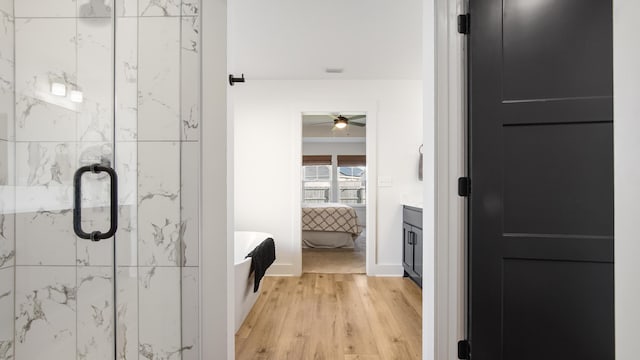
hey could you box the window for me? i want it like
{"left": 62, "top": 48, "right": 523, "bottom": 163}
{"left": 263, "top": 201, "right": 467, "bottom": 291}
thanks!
{"left": 302, "top": 155, "right": 332, "bottom": 203}
{"left": 338, "top": 166, "right": 366, "bottom": 205}
{"left": 302, "top": 155, "right": 366, "bottom": 205}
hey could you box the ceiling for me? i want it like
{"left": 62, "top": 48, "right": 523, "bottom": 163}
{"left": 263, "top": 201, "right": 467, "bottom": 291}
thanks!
{"left": 229, "top": 0, "right": 423, "bottom": 80}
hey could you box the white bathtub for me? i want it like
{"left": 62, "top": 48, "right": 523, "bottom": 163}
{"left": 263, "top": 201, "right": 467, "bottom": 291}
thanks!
{"left": 234, "top": 231, "right": 274, "bottom": 332}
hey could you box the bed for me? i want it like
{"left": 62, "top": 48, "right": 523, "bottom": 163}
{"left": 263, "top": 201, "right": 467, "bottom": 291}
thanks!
{"left": 301, "top": 203, "right": 362, "bottom": 248}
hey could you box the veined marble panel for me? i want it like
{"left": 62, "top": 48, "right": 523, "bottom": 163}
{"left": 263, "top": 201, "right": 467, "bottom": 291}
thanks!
{"left": 15, "top": 210, "right": 75, "bottom": 265}
{"left": 115, "top": 17, "right": 138, "bottom": 142}
{"left": 138, "top": 17, "right": 180, "bottom": 141}
{"left": 0, "top": 213, "right": 14, "bottom": 269}
{"left": 78, "top": 0, "right": 113, "bottom": 18}
{"left": 77, "top": 20, "right": 114, "bottom": 143}
{"left": 77, "top": 266, "right": 114, "bottom": 360}
{"left": 115, "top": 141, "right": 138, "bottom": 266}
{"left": 182, "top": 267, "right": 199, "bottom": 360}
{"left": 0, "top": 3, "right": 14, "bottom": 143}
{"left": 139, "top": 0, "right": 180, "bottom": 17}
{"left": 0, "top": 267, "right": 14, "bottom": 360}
{"left": 116, "top": 266, "right": 138, "bottom": 360}
{"left": 138, "top": 142, "right": 180, "bottom": 266}
{"left": 139, "top": 266, "right": 182, "bottom": 359}
{"left": 15, "top": 19, "right": 78, "bottom": 142}
{"left": 14, "top": 266, "right": 76, "bottom": 360}
{"left": 15, "top": 0, "right": 77, "bottom": 18}
{"left": 182, "top": 0, "right": 200, "bottom": 16}
{"left": 116, "top": 0, "right": 137, "bottom": 17}
{"left": 180, "top": 141, "right": 198, "bottom": 266}
{"left": 15, "top": 141, "right": 76, "bottom": 265}
{"left": 181, "top": 15, "right": 200, "bottom": 142}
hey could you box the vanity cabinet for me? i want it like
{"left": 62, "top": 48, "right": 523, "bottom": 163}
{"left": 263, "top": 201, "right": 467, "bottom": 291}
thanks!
{"left": 402, "top": 205, "right": 422, "bottom": 288}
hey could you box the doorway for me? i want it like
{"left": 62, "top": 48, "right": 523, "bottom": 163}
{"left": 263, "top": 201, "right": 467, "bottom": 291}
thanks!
{"left": 301, "top": 113, "right": 367, "bottom": 274}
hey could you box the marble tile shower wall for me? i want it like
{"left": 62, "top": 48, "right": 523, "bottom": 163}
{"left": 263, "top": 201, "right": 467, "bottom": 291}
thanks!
{"left": 0, "top": 0, "right": 201, "bottom": 359}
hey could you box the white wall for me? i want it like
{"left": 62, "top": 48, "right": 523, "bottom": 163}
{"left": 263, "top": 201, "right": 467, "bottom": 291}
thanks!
{"left": 234, "top": 80, "right": 423, "bottom": 275}
{"left": 614, "top": 0, "right": 640, "bottom": 358}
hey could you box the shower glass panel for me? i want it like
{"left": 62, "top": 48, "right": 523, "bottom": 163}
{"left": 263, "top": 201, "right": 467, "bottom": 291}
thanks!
{"left": 0, "top": 1, "right": 201, "bottom": 359}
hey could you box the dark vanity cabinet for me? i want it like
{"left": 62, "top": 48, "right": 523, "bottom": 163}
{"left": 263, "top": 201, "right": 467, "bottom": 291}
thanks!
{"left": 402, "top": 205, "right": 422, "bottom": 288}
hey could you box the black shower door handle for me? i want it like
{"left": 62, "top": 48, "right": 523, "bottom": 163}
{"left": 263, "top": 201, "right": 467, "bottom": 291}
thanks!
{"left": 73, "top": 164, "right": 118, "bottom": 241}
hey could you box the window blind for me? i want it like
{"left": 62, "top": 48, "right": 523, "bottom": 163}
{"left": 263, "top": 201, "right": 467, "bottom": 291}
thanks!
{"left": 302, "top": 155, "right": 332, "bottom": 166}
{"left": 337, "top": 155, "right": 366, "bottom": 167}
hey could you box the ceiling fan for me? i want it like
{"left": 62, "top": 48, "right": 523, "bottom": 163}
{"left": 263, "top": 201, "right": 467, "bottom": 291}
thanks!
{"left": 312, "top": 114, "right": 366, "bottom": 130}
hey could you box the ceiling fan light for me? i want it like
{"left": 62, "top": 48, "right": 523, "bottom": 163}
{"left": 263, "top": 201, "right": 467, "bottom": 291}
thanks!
{"left": 334, "top": 119, "right": 348, "bottom": 129}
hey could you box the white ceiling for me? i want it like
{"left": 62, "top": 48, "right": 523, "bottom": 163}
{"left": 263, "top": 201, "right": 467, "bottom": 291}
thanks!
{"left": 229, "top": 0, "right": 423, "bottom": 80}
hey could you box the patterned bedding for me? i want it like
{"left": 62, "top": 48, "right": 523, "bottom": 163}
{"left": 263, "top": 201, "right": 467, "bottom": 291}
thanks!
{"left": 301, "top": 203, "right": 362, "bottom": 239}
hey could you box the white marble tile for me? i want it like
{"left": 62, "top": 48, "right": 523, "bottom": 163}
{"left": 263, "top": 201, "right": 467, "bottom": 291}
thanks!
{"left": 0, "top": 0, "right": 12, "bottom": 15}
{"left": 181, "top": 16, "right": 200, "bottom": 141}
{"left": 181, "top": 267, "right": 199, "bottom": 360}
{"left": 77, "top": 266, "right": 114, "bottom": 360}
{"left": 115, "top": 0, "right": 137, "bottom": 17}
{"left": 14, "top": 266, "right": 76, "bottom": 360}
{"left": 0, "top": 267, "right": 14, "bottom": 360}
{"left": 138, "top": 142, "right": 180, "bottom": 266}
{"left": 139, "top": 0, "right": 180, "bottom": 17}
{"left": 15, "top": 211, "right": 75, "bottom": 265}
{"left": 16, "top": 142, "right": 76, "bottom": 188}
{"left": 116, "top": 266, "right": 138, "bottom": 360}
{"left": 116, "top": 205, "right": 137, "bottom": 266}
{"left": 15, "top": 0, "right": 77, "bottom": 18}
{"left": 139, "top": 266, "right": 182, "bottom": 359}
{"left": 0, "top": 5, "right": 14, "bottom": 143}
{"left": 0, "top": 213, "right": 14, "bottom": 269}
{"left": 15, "top": 142, "right": 76, "bottom": 214}
{"left": 138, "top": 17, "right": 180, "bottom": 141}
{"left": 182, "top": 0, "right": 200, "bottom": 16}
{"left": 138, "top": 142, "right": 179, "bottom": 197}
{"left": 138, "top": 195, "right": 181, "bottom": 266}
{"left": 0, "top": 140, "right": 9, "bottom": 186}
{"left": 78, "top": 0, "right": 113, "bottom": 17}
{"left": 77, "top": 20, "right": 114, "bottom": 143}
{"left": 181, "top": 141, "right": 198, "bottom": 266}
{"left": 15, "top": 19, "right": 78, "bottom": 142}
{"left": 115, "top": 18, "right": 138, "bottom": 142}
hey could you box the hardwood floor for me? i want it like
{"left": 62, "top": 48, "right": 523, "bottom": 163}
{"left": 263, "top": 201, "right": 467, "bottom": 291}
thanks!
{"left": 235, "top": 274, "right": 422, "bottom": 360}
{"left": 302, "top": 234, "right": 366, "bottom": 274}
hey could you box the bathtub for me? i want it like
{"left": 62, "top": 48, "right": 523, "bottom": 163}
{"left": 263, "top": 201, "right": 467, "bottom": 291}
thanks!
{"left": 234, "top": 231, "right": 275, "bottom": 332}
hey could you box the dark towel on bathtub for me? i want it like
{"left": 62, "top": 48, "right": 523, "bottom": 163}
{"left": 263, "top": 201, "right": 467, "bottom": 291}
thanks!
{"left": 245, "top": 238, "right": 276, "bottom": 293}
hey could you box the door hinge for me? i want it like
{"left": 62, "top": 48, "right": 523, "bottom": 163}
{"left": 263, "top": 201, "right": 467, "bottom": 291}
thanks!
{"left": 458, "top": 14, "right": 470, "bottom": 34}
{"left": 458, "top": 340, "right": 471, "bottom": 359}
{"left": 458, "top": 177, "right": 471, "bottom": 197}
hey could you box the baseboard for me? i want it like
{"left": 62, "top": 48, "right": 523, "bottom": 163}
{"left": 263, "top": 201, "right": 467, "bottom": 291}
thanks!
{"left": 265, "top": 263, "right": 297, "bottom": 276}
{"left": 369, "top": 264, "right": 404, "bottom": 277}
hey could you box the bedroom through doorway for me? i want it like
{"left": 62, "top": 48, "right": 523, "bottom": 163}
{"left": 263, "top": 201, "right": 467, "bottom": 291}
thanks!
{"left": 301, "top": 113, "right": 367, "bottom": 274}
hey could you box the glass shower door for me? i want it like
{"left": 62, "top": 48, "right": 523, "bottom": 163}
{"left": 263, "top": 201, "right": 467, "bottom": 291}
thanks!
{"left": 1, "top": 1, "right": 119, "bottom": 359}
{"left": 0, "top": 1, "right": 202, "bottom": 359}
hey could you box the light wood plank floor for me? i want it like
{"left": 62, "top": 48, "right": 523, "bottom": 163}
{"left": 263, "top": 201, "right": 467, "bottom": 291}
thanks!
{"left": 236, "top": 274, "right": 422, "bottom": 360}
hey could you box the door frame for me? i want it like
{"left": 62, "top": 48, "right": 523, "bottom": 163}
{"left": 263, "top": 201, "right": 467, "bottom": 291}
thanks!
{"left": 292, "top": 104, "right": 378, "bottom": 276}
{"left": 428, "top": 0, "right": 467, "bottom": 358}
{"left": 200, "top": 0, "right": 467, "bottom": 359}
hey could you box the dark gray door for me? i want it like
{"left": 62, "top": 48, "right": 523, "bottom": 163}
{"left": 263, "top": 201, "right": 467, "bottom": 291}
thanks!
{"left": 467, "top": 0, "right": 614, "bottom": 359}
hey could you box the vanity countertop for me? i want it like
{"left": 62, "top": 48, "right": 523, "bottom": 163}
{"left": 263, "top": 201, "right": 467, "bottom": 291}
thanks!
{"left": 402, "top": 202, "right": 423, "bottom": 210}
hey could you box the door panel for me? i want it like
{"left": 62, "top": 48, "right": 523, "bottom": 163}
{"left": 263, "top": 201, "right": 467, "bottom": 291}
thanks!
{"left": 468, "top": 0, "right": 614, "bottom": 358}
